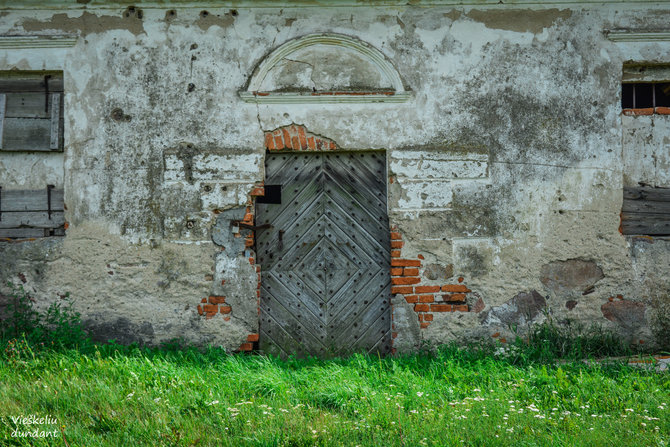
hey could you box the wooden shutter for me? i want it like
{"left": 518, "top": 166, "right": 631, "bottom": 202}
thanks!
{"left": 0, "top": 74, "right": 63, "bottom": 152}
{"left": 621, "top": 186, "right": 670, "bottom": 235}
{"left": 0, "top": 186, "right": 65, "bottom": 238}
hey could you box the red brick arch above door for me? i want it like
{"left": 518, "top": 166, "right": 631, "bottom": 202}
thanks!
{"left": 264, "top": 124, "right": 338, "bottom": 151}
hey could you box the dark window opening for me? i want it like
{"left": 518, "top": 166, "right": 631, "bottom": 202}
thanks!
{"left": 622, "top": 82, "right": 670, "bottom": 110}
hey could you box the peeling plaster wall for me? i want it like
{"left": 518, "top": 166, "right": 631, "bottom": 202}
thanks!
{"left": 0, "top": 3, "right": 669, "bottom": 351}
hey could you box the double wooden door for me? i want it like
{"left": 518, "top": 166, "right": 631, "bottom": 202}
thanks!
{"left": 255, "top": 151, "right": 391, "bottom": 357}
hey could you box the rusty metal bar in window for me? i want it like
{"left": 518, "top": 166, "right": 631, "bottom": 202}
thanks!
{"left": 0, "top": 93, "right": 5, "bottom": 149}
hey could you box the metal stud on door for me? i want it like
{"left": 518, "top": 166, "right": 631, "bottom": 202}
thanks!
{"left": 256, "top": 152, "right": 391, "bottom": 358}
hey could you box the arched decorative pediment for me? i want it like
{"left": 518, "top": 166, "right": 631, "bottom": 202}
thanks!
{"left": 239, "top": 33, "right": 410, "bottom": 103}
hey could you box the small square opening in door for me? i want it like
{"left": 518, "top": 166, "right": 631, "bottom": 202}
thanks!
{"left": 256, "top": 184, "right": 281, "bottom": 204}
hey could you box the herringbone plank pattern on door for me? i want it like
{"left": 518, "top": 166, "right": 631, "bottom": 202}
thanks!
{"left": 256, "top": 152, "right": 391, "bottom": 358}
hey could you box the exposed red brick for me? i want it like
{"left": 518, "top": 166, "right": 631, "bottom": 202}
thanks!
{"left": 245, "top": 238, "right": 254, "bottom": 247}
{"left": 458, "top": 277, "right": 464, "bottom": 283}
{"left": 298, "top": 126, "right": 307, "bottom": 149}
{"left": 418, "top": 295, "right": 434, "bottom": 303}
{"left": 656, "top": 106, "right": 670, "bottom": 115}
{"left": 391, "top": 241, "right": 404, "bottom": 249}
{"left": 220, "top": 305, "right": 232, "bottom": 314}
{"left": 420, "top": 322, "right": 431, "bottom": 329}
{"left": 264, "top": 133, "right": 275, "bottom": 150}
{"left": 491, "top": 332, "right": 500, "bottom": 338}
{"left": 392, "top": 332, "right": 398, "bottom": 339}
{"left": 404, "top": 295, "right": 418, "bottom": 304}
{"left": 238, "top": 343, "right": 253, "bottom": 351}
{"left": 201, "top": 298, "right": 207, "bottom": 303}
{"left": 414, "top": 304, "right": 430, "bottom": 312}
{"left": 203, "top": 304, "right": 218, "bottom": 313}
{"left": 417, "top": 254, "right": 425, "bottom": 260}
{"left": 250, "top": 186, "right": 265, "bottom": 196}
{"left": 249, "top": 257, "right": 255, "bottom": 265}
{"left": 403, "top": 268, "right": 419, "bottom": 276}
{"left": 392, "top": 277, "right": 421, "bottom": 285}
{"left": 415, "top": 285, "right": 440, "bottom": 293}
{"left": 443, "top": 293, "right": 467, "bottom": 302}
{"left": 307, "top": 136, "right": 315, "bottom": 150}
{"left": 291, "top": 136, "right": 300, "bottom": 150}
{"left": 197, "top": 305, "right": 203, "bottom": 315}
{"left": 390, "top": 232, "right": 402, "bottom": 240}
{"left": 500, "top": 338, "right": 507, "bottom": 343}
{"left": 392, "top": 286, "right": 414, "bottom": 295}
{"left": 273, "top": 135, "right": 284, "bottom": 150}
{"left": 391, "top": 259, "right": 421, "bottom": 267}
{"left": 243, "top": 213, "right": 254, "bottom": 223}
{"left": 282, "top": 128, "right": 291, "bottom": 146}
{"left": 223, "top": 316, "right": 231, "bottom": 321}
{"left": 424, "top": 313, "right": 433, "bottom": 321}
{"left": 453, "top": 304, "right": 469, "bottom": 312}
{"left": 209, "top": 295, "right": 226, "bottom": 304}
{"left": 247, "top": 334, "right": 259, "bottom": 342}
{"left": 391, "top": 268, "right": 404, "bottom": 276}
{"left": 442, "top": 284, "right": 470, "bottom": 292}
{"left": 623, "top": 108, "right": 654, "bottom": 116}
{"left": 391, "top": 250, "right": 402, "bottom": 258}
{"left": 431, "top": 304, "right": 452, "bottom": 312}
{"left": 221, "top": 279, "right": 226, "bottom": 286}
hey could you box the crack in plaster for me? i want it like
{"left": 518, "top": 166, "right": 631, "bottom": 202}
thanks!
{"left": 491, "top": 160, "right": 616, "bottom": 172}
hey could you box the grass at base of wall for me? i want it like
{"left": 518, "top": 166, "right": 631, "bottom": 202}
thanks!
{"left": 0, "top": 341, "right": 667, "bottom": 447}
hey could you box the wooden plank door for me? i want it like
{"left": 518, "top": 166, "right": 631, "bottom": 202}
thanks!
{"left": 256, "top": 152, "right": 391, "bottom": 358}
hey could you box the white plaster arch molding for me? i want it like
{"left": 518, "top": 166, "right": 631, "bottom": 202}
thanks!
{"left": 239, "top": 33, "right": 411, "bottom": 104}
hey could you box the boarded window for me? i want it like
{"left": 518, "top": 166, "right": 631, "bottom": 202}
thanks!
{"left": 0, "top": 186, "right": 65, "bottom": 239}
{"left": 621, "top": 187, "right": 670, "bottom": 236}
{"left": 0, "top": 72, "right": 64, "bottom": 152}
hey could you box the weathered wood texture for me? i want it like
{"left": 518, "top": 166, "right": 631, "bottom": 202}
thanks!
{"left": 621, "top": 186, "right": 670, "bottom": 235}
{"left": 256, "top": 152, "right": 391, "bottom": 358}
{"left": 0, "top": 187, "right": 65, "bottom": 238}
{"left": 0, "top": 74, "right": 64, "bottom": 151}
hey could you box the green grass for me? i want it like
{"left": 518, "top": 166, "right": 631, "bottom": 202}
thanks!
{"left": 0, "top": 341, "right": 668, "bottom": 447}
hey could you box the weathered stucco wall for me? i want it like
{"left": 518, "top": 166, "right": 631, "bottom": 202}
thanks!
{"left": 0, "top": 2, "right": 669, "bottom": 352}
